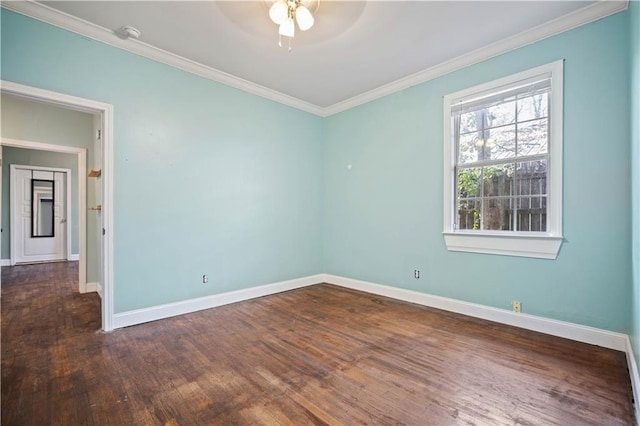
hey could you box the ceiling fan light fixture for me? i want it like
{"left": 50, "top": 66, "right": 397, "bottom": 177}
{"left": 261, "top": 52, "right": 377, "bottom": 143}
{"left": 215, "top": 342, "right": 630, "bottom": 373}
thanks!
{"left": 269, "top": 0, "right": 288, "bottom": 25}
{"left": 295, "top": 5, "right": 314, "bottom": 31}
{"left": 268, "top": 0, "right": 318, "bottom": 50}
{"left": 279, "top": 16, "right": 295, "bottom": 38}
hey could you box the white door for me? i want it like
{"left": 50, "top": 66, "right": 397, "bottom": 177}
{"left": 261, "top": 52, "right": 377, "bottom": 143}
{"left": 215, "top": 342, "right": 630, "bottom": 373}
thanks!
{"left": 11, "top": 166, "right": 68, "bottom": 264}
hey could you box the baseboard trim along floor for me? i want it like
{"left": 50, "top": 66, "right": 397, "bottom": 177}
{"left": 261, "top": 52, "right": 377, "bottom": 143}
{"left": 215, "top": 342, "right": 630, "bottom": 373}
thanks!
{"left": 112, "top": 274, "right": 325, "bottom": 329}
{"left": 113, "top": 273, "right": 629, "bottom": 350}
{"left": 111, "top": 272, "right": 639, "bottom": 422}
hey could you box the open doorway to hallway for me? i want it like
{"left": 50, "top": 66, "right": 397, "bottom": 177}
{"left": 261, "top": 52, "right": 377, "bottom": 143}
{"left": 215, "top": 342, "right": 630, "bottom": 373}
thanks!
{"left": 0, "top": 92, "right": 103, "bottom": 328}
{"left": 1, "top": 80, "right": 114, "bottom": 331}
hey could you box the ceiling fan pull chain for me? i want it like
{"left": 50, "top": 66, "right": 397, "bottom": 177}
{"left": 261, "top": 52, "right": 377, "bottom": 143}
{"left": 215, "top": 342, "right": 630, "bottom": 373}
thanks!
{"left": 288, "top": 37, "right": 292, "bottom": 52}
{"left": 278, "top": 33, "right": 282, "bottom": 48}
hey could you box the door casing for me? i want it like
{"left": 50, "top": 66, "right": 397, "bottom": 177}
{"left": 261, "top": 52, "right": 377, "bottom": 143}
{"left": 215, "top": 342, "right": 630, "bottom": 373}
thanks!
{"left": 1, "top": 80, "right": 114, "bottom": 331}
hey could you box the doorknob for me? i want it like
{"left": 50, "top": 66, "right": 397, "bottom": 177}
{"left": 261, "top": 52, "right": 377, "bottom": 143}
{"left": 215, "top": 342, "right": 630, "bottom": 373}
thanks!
{"left": 60, "top": 218, "right": 67, "bottom": 223}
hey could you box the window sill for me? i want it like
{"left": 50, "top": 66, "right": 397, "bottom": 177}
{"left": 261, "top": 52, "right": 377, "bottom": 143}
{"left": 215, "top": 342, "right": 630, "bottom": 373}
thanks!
{"left": 443, "top": 231, "right": 563, "bottom": 259}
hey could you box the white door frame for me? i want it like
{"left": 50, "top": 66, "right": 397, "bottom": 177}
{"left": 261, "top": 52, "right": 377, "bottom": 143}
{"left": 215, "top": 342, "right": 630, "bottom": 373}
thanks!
{"left": 9, "top": 163, "right": 73, "bottom": 265}
{"left": 1, "top": 80, "right": 114, "bottom": 332}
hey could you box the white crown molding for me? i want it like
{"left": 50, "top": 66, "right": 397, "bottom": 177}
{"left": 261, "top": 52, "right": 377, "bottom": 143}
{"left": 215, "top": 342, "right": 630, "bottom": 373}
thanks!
{"left": 1, "top": 1, "right": 628, "bottom": 118}
{"left": 323, "top": 0, "right": 629, "bottom": 116}
{"left": 1, "top": 1, "right": 325, "bottom": 117}
{"left": 324, "top": 274, "right": 629, "bottom": 351}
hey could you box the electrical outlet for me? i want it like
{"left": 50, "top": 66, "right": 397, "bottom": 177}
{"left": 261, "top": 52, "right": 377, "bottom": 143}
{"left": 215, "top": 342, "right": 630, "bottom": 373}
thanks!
{"left": 202, "top": 275, "right": 208, "bottom": 284}
{"left": 512, "top": 301, "right": 521, "bottom": 313}
{"left": 414, "top": 269, "right": 420, "bottom": 279}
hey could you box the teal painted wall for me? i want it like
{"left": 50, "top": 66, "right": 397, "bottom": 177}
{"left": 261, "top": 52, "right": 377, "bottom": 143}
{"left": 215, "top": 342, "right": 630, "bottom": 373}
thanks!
{"left": 1, "top": 8, "right": 634, "bottom": 333}
{"left": 1, "top": 10, "right": 324, "bottom": 313}
{"left": 324, "top": 12, "right": 631, "bottom": 332}
{"left": 630, "top": 0, "right": 640, "bottom": 362}
{"left": 1, "top": 147, "right": 79, "bottom": 256}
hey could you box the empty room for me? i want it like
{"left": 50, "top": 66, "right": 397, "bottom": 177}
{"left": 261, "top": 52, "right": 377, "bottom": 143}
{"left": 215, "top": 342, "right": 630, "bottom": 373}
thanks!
{"left": 2, "top": 0, "right": 640, "bottom": 424}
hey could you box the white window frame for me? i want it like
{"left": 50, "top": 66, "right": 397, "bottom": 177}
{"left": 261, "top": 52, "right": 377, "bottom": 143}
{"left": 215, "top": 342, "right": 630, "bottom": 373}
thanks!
{"left": 443, "top": 60, "right": 563, "bottom": 259}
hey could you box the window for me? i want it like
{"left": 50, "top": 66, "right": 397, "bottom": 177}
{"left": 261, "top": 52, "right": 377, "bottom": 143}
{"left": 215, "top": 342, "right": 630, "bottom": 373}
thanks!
{"left": 443, "top": 61, "right": 563, "bottom": 259}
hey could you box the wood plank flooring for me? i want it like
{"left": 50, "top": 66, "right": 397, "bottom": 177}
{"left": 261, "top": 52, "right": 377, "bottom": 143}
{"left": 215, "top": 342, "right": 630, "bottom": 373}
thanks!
{"left": 1, "top": 262, "right": 635, "bottom": 425}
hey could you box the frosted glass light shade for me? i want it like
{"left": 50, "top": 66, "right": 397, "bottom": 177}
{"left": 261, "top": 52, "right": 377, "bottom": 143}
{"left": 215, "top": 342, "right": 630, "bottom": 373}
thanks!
{"left": 269, "top": 0, "right": 288, "bottom": 25}
{"left": 295, "top": 5, "right": 314, "bottom": 31}
{"left": 279, "top": 17, "right": 295, "bottom": 38}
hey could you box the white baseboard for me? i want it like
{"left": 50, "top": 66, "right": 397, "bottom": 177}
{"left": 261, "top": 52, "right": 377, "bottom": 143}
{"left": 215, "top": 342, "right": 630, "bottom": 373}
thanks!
{"left": 1, "top": 257, "right": 81, "bottom": 266}
{"left": 97, "top": 283, "right": 103, "bottom": 299}
{"left": 85, "top": 282, "right": 99, "bottom": 293}
{"left": 112, "top": 271, "right": 628, "bottom": 352}
{"left": 112, "top": 274, "right": 324, "bottom": 329}
{"left": 625, "top": 337, "right": 640, "bottom": 424}
{"left": 323, "top": 274, "right": 628, "bottom": 352}
{"left": 108, "top": 270, "right": 636, "bottom": 410}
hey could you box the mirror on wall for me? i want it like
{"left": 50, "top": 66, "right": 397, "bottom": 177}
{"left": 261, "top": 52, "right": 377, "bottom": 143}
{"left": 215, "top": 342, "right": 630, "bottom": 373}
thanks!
{"left": 31, "top": 179, "right": 55, "bottom": 238}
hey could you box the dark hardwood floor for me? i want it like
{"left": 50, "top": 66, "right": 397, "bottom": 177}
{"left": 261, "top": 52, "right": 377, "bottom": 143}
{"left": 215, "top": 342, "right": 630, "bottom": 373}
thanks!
{"left": 1, "top": 262, "right": 635, "bottom": 425}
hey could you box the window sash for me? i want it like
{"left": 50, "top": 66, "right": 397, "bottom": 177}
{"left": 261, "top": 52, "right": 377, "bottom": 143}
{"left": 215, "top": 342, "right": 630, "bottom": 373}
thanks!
{"left": 454, "top": 161, "right": 549, "bottom": 232}
{"left": 452, "top": 77, "right": 551, "bottom": 233}
{"left": 450, "top": 75, "right": 551, "bottom": 116}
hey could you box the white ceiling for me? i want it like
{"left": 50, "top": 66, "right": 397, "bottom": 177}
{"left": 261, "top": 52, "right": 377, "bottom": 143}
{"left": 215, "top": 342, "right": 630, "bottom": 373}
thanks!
{"left": 4, "top": 1, "right": 626, "bottom": 115}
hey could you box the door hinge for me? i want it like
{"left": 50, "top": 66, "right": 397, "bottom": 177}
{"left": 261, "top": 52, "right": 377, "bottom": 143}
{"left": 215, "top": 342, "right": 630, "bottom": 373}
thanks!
{"left": 97, "top": 129, "right": 102, "bottom": 140}
{"left": 102, "top": 228, "right": 106, "bottom": 236}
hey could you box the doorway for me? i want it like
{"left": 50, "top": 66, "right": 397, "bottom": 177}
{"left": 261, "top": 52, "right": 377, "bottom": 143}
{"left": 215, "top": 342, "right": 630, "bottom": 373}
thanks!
{"left": 10, "top": 165, "right": 71, "bottom": 265}
{"left": 0, "top": 81, "right": 114, "bottom": 331}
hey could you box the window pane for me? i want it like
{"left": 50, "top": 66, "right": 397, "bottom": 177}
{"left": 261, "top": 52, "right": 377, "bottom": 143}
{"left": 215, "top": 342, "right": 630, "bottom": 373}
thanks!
{"left": 516, "top": 195, "right": 547, "bottom": 209}
{"left": 517, "top": 118, "right": 548, "bottom": 157}
{"left": 486, "top": 100, "right": 516, "bottom": 128}
{"left": 485, "top": 124, "right": 516, "bottom": 161}
{"left": 457, "top": 199, "right": 481, "bottom": 230}
{"left": 457, "top": 167, "right": 482, "bottom": 198}
{"left": 516, "top": 160, "right": 547, "bottom": 197}
{"left": 460, "top": 111, "right": 480, "bottom": 134}
{"left": 516, "top": 160, "right": 547, "bottom": 232}
{"left": 518, "top": 92, "right": 548, "bottom": 121}
{"left": 517, "top": 196, "right": 547, "bottom": 232}
{"left": 483, "top": 164, "right": 513, "bottom": 197}
{"left": 458, "top": 133, "right": 481, "bottom": 164}
{"left": 483, "top": 197, "right": 513, "bottom": 231}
